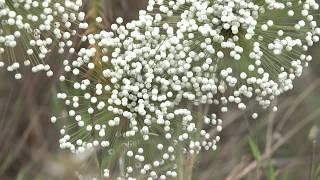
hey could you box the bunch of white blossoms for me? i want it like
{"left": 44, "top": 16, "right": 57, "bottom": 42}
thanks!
{"left": 52, "top": 0, "right": 319, "bottom": 179}
{"left": 0, "top": 0, "right": 87, "bottom": 79}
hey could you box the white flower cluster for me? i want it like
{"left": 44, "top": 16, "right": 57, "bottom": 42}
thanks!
{"left": 0, "top": 0, "right": 86, "bottom": 79}
{"left": 52, "top": 0, "right": 320, "bottom": 179}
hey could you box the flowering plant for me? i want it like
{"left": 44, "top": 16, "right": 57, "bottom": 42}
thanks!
{"left": 1, "top": 0, "right": 320, "bottom": 179}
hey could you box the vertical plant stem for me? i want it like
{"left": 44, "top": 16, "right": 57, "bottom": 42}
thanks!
{"left": 309, "top": 139, "right": 317, "bottom": 180}
{"left": 177, "top": 146, "right": 185, "bottom": 180}
{"left": 265, "top": 100, "right": 277, "bottom": 156}
{"left": 183, "top": 105, "right": 209, "bottom": 180}
{"left": 119, "top": 154, "right": 125, "bottom": 177}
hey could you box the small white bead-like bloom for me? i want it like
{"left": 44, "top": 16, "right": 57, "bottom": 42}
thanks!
{"left": 53, "top": 0, "right": 320, "bottom": 178}
{"left": 0, "top": 0, "right": 85, "bottom": 79}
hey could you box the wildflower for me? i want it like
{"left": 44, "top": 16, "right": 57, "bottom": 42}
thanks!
{"left": 0, "top": 0, "right": 86, "bottom": 79}
{"left": 53, "top": 0, "right": 320, "bottom": 178}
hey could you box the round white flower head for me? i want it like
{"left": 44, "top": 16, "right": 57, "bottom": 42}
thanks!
{"left": 0, "top": 0, "right": 86, "bottom": 79}
{"left": 53, "top": 0, "right": 320, "bottom": 178}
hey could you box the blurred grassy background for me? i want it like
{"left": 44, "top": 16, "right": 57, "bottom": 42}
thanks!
{"left": 1, "top": 0, "right": 320, "bottom": 179}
